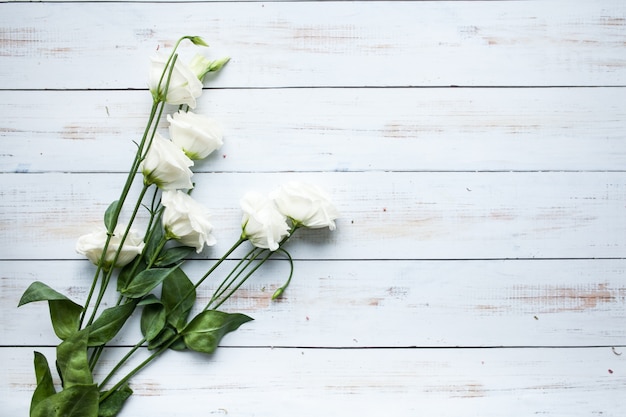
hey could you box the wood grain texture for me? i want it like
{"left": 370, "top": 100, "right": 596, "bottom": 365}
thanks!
{"left": 1, "top": 1, "right": 625, "bottom": 89}
{"left": 2, "top": 346, "right": 625, "bottom": 416}
{"left": 2, "top": 87, "right": 626, "bottom": 173}
{"left": 1, "top": 0, "right": 625, "bottom": 415}
{"left": 3, "top": 259, "right": 626, "bottom": 347}
{"left": 2, "top": 172, "right": 625, "bottom": 260}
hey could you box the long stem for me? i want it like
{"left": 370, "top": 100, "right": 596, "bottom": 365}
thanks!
{"left": 99, "top": 335, "right": 180, "bottom": 404}
{"left": 86, "top": 184, "right": 151, "bottom": 327}
{"left": 206, "top": 247, "right": 264, "bottom": 309}
{"left": 210, "top": 249, "right": 274, "bottom": 311}
{"left": 98, "top": 337, "right": 147, "bottom": 390}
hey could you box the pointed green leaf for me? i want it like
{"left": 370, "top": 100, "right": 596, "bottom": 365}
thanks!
{"left": 30, "top": 384, "right": 98, "bottom": 417}
{"left": 161, "top": 267, "right": 195, "bottom": 330}
{"left": 56, "top": 328, "right": 92, "bottom": 388}
{"left": 30, "top": 352, "right": 56, "bottom": 415}
{"left": 154, "top": 246, "right": 194, "bottom": 267}
{"left": 147, "top": 325, "right": 176, "bottom": 350}
{"left": 120, "top": 264, "right": 179, "bottom": 299}
{"left": 87, "top": 301, "right": 138, "bottom": 346}
{"left": 117, "top": 259, "right": 146, "bottom": 292}
{"left": 182, "top": 311, "right": 253, "bottom": 354}
{"left": 142, "top": 223, "right": 165, "bottom": 265}
{"left": 98, "top": 384, "right": 133, "bottom": 417}
{"left": 18, "top": 281, "right": 78, "bottom": 306}
{"left": 19, "top": 282, "right": 82, "bottom": 340}
{"left": 104, "top": 200, "right": 120, "bottom": 233}
{"left": 140, "top": 301, "right": 166, "bottom": 342}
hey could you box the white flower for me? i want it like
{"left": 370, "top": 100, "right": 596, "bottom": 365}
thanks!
{"left": 140, "top": 133, "right": 194, "bottom": 191}
{"left": 167, "top": 110, "right": 223, "bottom": 160}
{"left": 161, "top": 190, "right": 216, "bottom": 253}
{"left": 76, "top": 225, "right": 144, "bottom": 269}
{"left": 271, "top": 182, "right": 339, "bottom": 230}
{"left": 240, "top": 192, "right": 290, "bottom": 251}
{"left": 149, "top": 53, "right": 204, "bottom": 109}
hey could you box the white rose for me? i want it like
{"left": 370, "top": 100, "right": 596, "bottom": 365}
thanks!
{"left": 149, "top": 53, "right": 204, "bottom": 109}
{"left": 167, "top": 110, "right": 223, "bottom": 160}
{"left": 140, "top": 133, "right": 194, "bottom": 191}
{"left": 76, "top": 224, "right": 145, "bottom": 269}
{"left": 161, "top": 190, "right": 216, "bottom": 253}
{"left": 240, "top": 192, "right": 290, "bottom": 251}
{"left": 271, "top": 182, "right": 339, "bottom": 230}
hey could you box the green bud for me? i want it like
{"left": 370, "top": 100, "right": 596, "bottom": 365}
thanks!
{"left": 189, "top": 36, "right": 209, "bottom": 47}
{"left": 208, "top": 56, "right": 231, "bottom": 73}
{"left": 271, "top": 286, "right": 285, "bottom": 300}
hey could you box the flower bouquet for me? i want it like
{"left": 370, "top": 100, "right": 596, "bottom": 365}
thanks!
{"left": 18, "top": 36, "right": 338, "bottom": 417}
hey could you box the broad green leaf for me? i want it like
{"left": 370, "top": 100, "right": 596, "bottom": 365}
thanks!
{"left": 56, "top": 328, "right": 93, "bottom": 388}
{"left": 154, "top": 246, "right": 194, "bottom": 267}
{"left": 140, "top": 301, "right": 166, "bottom": 342}
{"left": 104, "top": 200, "right": 120, "bottom": 233}
{"left": 30, "top": 352, "right": 56, "bottom": 415}
{"left": 30, "top": 384, "right": 98, "bottom": 417}
{"left": 87, "top": 301, "right": 138, "bottom": 347}
{"left": 18, "top": 282, "right": 82, "bottom": 340}
{"left": 120, "top": 264, "right": 179, "bottom": 299}
{"left": 147, "top": 325, "right": 176, "bottom": 350}
{"left": 161, "top": 267, "right": 195, "bottom": 330}
{"left": 117, "top": 259, "right": 146, "bottom": 292}
{"left": 182, "top": 311, "right": 253, "bottom": 354}
{"left": 142, "top": 222, "right": 165, "bottom": 264}
{"left": 98, "top": 384, "right": 133, "bottom": 417}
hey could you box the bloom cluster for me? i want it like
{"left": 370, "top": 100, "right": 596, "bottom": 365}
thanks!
{"left": 19, "top": 36, "right": 338, "bottom": 417}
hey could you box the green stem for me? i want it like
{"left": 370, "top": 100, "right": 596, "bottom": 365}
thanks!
{"left": 210, "top": 249, "right": 274, "bottom": 311}
{"left": 206, "top": 247, "right": 263, "bottom": 309}
{"left": 85, "top": 184, "right": 151, "bottom": 328}
{"left": 99, "top": 335, "right": 180, "bottom": 404}
{"left": 98, "top": 337, "right": 147, "bottom": 390}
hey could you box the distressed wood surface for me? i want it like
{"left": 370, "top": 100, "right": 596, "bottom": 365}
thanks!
{"left": 1, "top": 0, "right": 625, "bottom": 416}
{"left": 1, "top": 2, "right": 626, "bottom": 89}
{"left": 2, "top": 87, "right": 626, "bottom": 173}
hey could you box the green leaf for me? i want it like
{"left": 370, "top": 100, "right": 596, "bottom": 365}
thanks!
{"left": 147, "top": 325, "right": 176, "bottom": 350}
{"left": 117, "top": 259, "right": 146, "bottom": 292}
{"left": 182, "top": 311, "right": 253, "bottom": 354}
{"left": 143, "top": 222, "right": 165, "bottom": 265}
{"left": 19, "top": 282, "right": 83, "bottom": 340}
{"left": 98, "top": 384, "right": 133, "bottom": 417}
{"left": 30, "top": 352, "right": 56, "bottom": 415}
{"left": 30, "top": 384, "right": 98, "bottom": 417}
{"left": 120, "top": 264, "right": 179, "bottom": 299}
{"left": 154, "top": 246, "right": 194, "bottom": 267}
{"left": 140, "top": 301, "right": 166, "bottom": 342}
{"left": 56, "top": 328, "right": 93, "bottom": 388}
{"left": 87, "top": 301, "right": 138, "bottom": 347}
{"left": 104, "top": 200, "right": 120, "bottom": 233}
{"left": 161, "top": 267, "right": 196, "bottom": 330}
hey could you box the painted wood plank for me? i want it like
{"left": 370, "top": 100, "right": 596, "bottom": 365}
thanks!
{"left": 1, "top": 172, "right": 625, "bottom": 261}
{"left": 2, "top": 87, "right": 625, "bottom": 173}
{"left": 3, "top": 259, "right": 626, "bottom": 347}
{"left": 2, "top": 346, "right": 624, "bottom": 416}
{"left": 1, "top": 1, "right": 625, "bottom": 89}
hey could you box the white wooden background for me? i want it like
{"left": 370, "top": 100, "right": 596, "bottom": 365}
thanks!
{"left": 1, "top": 0, "right": 626, "bottom": 415}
